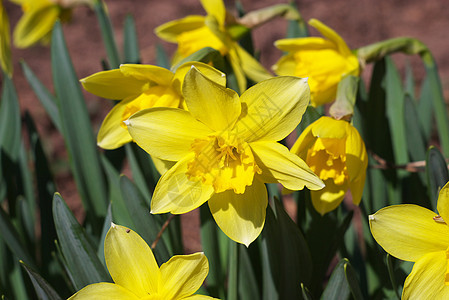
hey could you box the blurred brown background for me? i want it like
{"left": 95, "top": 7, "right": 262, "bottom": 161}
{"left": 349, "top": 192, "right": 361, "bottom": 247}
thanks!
{"left": 3, "top": 0, "right": 449, "bottom": 251}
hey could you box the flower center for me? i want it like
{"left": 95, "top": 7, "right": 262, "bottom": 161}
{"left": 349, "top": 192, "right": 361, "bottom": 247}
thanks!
{"left": 307, "top": 138, "right": 348, "bottom": 185}
{"left": 186, "top": 133, "right": 260, "bottom": 194}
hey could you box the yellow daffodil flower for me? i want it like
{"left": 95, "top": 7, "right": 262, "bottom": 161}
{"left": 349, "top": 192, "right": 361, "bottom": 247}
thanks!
{"left": 273, "top": 19, "right": 359, "bottom": 107}
{"left": 291, "top": 116, "right": 367, "bottom": 215}
{"left": 81, "top": 62, "right": 226, "bottom": 150}
{"left": 370, "top": 182, "right": 449, "bottom": 299}
{"left": 69, "top": 224, "right": 218, "bottom": 299}
{"left": 12, "top": 0, "right": 92, "bottom": 48}
{"left": 155, "top": 0, "right": 272, "bottom": 93}
{"left": 0, "top": 0, "right": 12, "bottom": 76}
{"left": 125, "top": 66, "right": 324, "bottom": 246}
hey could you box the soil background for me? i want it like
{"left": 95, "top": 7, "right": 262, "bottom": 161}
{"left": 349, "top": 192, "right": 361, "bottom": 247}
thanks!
{"left": 3, "top": 0, "right": 449, "bottom": 253}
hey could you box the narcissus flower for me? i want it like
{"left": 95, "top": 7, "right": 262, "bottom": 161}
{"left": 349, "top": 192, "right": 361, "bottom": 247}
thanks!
{"left": 69, "top": 224, "right": 218, "bottom": 299}
{"left": 369, "top": 182, "right": 449, "bottom": 299}
{"left": 273, "top": 19, "right": 359, "bottom": 107}
{"left": 11, "top": 0, "right": 92, "bottom": 48}
{"left": 291, "top": 116, "right": 367, "bottom": 215}
{"left": 0, "top": 0, "right": 12, "bottom": 76}
{"left": 125, "top": 67, "right": 324, "bottom": 246}
{"left": 155, "top": 0, "right": 272, "bottom": 93}
{"left": 81, "top": 62, "right": 225, "bottom": 150}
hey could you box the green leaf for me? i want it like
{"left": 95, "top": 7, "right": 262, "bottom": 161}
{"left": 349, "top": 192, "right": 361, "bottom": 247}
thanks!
{"left": 227, "top": 241, "right": 238, "bottom": 300}
{"left": 0, "top": 75, "right": 21, "bottom": 161}
{"left": 97, "top": 204, "right": 112, "bottom": 268}
{"left": 93, "top": 1, "right": 121, "bottom": 68}
{"left": 321, "top": 259, "right": 351, "bottom": 300}
{"left": 426, "top": 146, "right": 449, "bottom": 211}
{"left": 123, "top": 14, "right": 140, "bottom": 64}
{"left": 156, "top": 43, "right": 170, "bottom": 69}
{"left": 20, "top": 261, "right": 62, "bottom": 300}
{"left": 52, "top": 193, "right": 111, "bottom": 290}
{"left": 285, "top": 2, "right": 308, "bottom": 38}
{"left": 344, "top": 260, "right": 364, "bottom": 300}
{"left": 238, "top": 244, "right": 260, "bottom": 300}
{"left": 417, "top": 74, "right": 433, "bottom": 142}
{"left": 296, "top": 106, "right": 321, "bottom": 136}
{"left": 21, "top": 61, "right": 62, "bottom": 133}
{"left": 51, "top": 21, "right": 107, "bottom": 224}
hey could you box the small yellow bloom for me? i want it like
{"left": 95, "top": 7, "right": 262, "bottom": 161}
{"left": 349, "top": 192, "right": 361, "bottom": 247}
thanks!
{"left": 370, "top": 182, "right": 449, "bottom": 299}
{"left": 0, "top": 0, "right": 12, "bottom": 76}
{"left": 80, "top": 62, "right": 226, "bottom": 150}
{"left": 125, "top": 67, "right": 323, "bottom": 246}
{"left": 291, "top": 116, "right": 367, "bottom": 215}
{"left": 273, "top": 19, "right": 359, "bottom": 107}
{"left": 155, "top": 0, "right": 272, "bottom": 93}
{"left": 12, "top": 0, "right": 92, "bottom": 48}
{"left": 69, "top": 224, "right": 218, "bottom": 299}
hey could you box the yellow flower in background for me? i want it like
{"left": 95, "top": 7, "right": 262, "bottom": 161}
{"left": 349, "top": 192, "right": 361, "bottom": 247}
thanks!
{"left": 155, "top": 0, "right": 272, "bottom": 93}
{"left": 273, "top": 19, "right": 359, "bottom": 107}
{"left": 0, "top": 0, "right": 12, "bottom": 76}
{"left": 69, "top": 224, "right": 218, "bottom": 299}
{"left": 369, "top": 182, "right": 449, "bottom": 299}
{"left": 81, "top": 62, "right": 226, "bottom": 150}
{"left": 12, "top": 0, "right": 92, "bottom": 48}
{"left": 125, "top": 67, "right": 324, "bottom": 246}
{"left": 291, "top": 116, "right": 367, "bottom": 215}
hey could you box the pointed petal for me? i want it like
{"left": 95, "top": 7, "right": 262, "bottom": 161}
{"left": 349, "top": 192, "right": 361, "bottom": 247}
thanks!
{"left": 159, "top": 252, "right": 208, "bottom": 299}
{"left": 250, "top": 141, "right": 324, "bottom": 191}
{"left": 200, "top": 0, "right": 225, "bottom": 26}
{"left": 235, "top": 76, "right": 309, "bottom": 142}
{"left": 437, "top": 182, "right": 449, "bottom": 223}
{"left": 208, "top": 179, "right": 267, "bottom": 246}
{"left": 81, "top": 69, "right": 147, "bottom": 100}
{"left": 151, "top": 156, "right": 176, "bottom": 176}
{"left": 311, "top": 178, "right": 347, "bottom": 215}
{"left": 235, "top": 45, "right": 273, "bottom": 83}
{"left": 119, "top": 64, "right": 174, "bottom": 87}
{"left": 369, "top": 205, "right": 449, "bottom": 261}
{"left": 172, "top": 61, "right": 226, "bottom": 95}
{"left": 13, "top": 3, "right": 59, "bottom": 48}
{"left": 126, "top": 107, "right": 214, "bottom": 161}
{"left": 151, "top": 153, "right": 215, "bottom": 214}
{"left": 183, "top": 66, "right": 241, "bottom": 131}
{"left": 349, "top": 174, "right": 366, "bottom": 206}
{"left": 97, "top": 99, "right": 132, "bottom": 149}
{"left": 155, "top": 15, "right": 206, "bottom": 43}
{"left": 105, "top": 224, "right": 160, "bottom": 297}
{"left": 402, "top": 251, "right": 449, "bottom": 299}
{"left": 68, "top": 282, "right": 138, "bottom": 300}
{"left": 308, "top": 18, "right": 352, "bottom": 57}
{"left": 274, "top": 37, "right": 335, "bottom": 52}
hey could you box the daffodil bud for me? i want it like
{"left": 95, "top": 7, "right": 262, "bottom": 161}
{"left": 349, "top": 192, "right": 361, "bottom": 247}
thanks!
{"left": 291, "top": 116, "right": 368, "bottom": 215}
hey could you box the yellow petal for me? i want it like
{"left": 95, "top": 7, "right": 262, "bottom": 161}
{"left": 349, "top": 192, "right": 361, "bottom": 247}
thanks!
{"left": 119, "top": 64, "right": 174, "bottom": 87}
{"left": 349, "top": 175, "right": 365, "bottom": 206}
{"left": 274, "top": 37, "right": 335, "bottom": 52}
{"left": 311, "top": 178, "right": 347, "bottom": 216}
{"left": 437, "top": 182, "right": 449, "bottom": 223}
{"left": 105, "top": 224, "right": 160, "bottom": 297}
{"left": 308, "top": 18, "right": 352, "bottom": 57}
{"left": 290, "top": 124, "right": 315, "bottom": 159}
{"left": 159, "top": 252, "right": 208, "bottom": 299}
{"left": 0, "top": 2, "right": 12, "bottom": 76}
{"left": 13, "top": 3, "right": 59, "bottom": 48}
{"left": 200, "top": 0, "right": 225, "bottom": 26}
{"left": 81, "top": 69, "right": 147, "bottom": 100}
{"left": 151, "top": 153, "right": 215, "bottom": 214}
{"left": 369, "top": 204, "right": 449, "bottom": 261}
{"left": 172, "top": 61, "right": 226, "bottom": 95}
{"left": 345, "top": 124, "right": 368, "bottom": 182}
{"left": 68, "top": 282, "right": 138, "bottom": 300}
{"left": 250, "top": 141, "right": 324, "bottom": 191}
{"left": 155, "top": 15, "right": 206, "bottom": 43}
{"left": 227, "top": 47, "right": 247, "bottom": 94}
{"left": 151, "top": 156, "right": 176, "bottom": 176}
{"left": 402, "top": 251, "right": 449, "bottom": 299}
{"left": 235, "top": 76, "right": 309, "bottom": 142}
{"left": 235, "top": 44, "right": 273, "bottom": 83}
{"left": 97, "top": 99, "right": 133, "bottom": 149}
{"left": 208, "top": 179, "right": 267, "bottom": 246}
{"left": 271, "top": 53, "right": 296, "bottom": 77}
{"left": 183, "top": 66, "right": 241, "bottom": 131}
{"left": 126, "top": 107, "right": 213, "bottom": 161}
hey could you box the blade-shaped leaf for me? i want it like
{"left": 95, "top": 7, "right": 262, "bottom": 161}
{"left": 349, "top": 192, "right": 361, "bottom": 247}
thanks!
{"left": 0, "top": 75, "right": 21, "bottom": 161}
{"left": 93, "top": 0, "right": 120, "bottom": 68}
{"left": 321, "top": 259, "right": 350, "bottom": 300}
{"left": 21, "top": 261, "right": 62, "bottom": 300}
{"left": 52, "top": 193, "right": 110, "bottom": 290}
{"left": 426, "top": 146, "right": 449, "bottom": 211}
{"left": 123, "top": 14, "right": 140, "bottom": 64}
